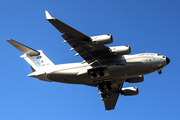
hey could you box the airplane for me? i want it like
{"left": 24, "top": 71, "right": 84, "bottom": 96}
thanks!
{"left": 7, "top": 11, "right": 170, "bottom": 110}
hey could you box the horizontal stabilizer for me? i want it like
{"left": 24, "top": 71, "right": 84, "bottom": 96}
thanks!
{"left": 7, "top": 39, "right": 39, "bottom": 56}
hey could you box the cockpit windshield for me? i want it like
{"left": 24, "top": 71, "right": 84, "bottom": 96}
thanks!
{"left": 157, "top": 54, "right": 165, "bottom": 58}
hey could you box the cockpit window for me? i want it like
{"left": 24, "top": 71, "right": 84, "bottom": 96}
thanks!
{"left": 157, "top": 54, "right": 165, "bottom": 58}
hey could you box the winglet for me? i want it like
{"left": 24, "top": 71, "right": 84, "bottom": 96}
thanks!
{"left": 45, "top": 11, "right": 53, "bottom": 19}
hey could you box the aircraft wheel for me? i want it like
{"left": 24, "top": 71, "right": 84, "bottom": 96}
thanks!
{"left": 99, "top": 83, "right": 105, "bottom": 92}
{"left": 158, "top": 70, "right": 162, "bottom": 74}
{"left": 88, "top": 70, "right": 97, "bottom": 77}
{"left": 98, "top": 70, "right": 104, "bottom": 76}
{"left": 106, "top": 82, "right": 112, "bottom": 91}
{"left": 92, "top": 72, "right": 97, "bottom": 77}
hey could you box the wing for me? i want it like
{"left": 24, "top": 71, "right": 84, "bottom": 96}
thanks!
{"left": 101, "top": 82, "right": 124, "bottom": 110}
{"left": 45, "top": 11, "right": 117, "bottom": 65}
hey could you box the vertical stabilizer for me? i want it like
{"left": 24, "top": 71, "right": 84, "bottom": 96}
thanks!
{"left": 20, "top": 50, "right": 55, "bottom": 71}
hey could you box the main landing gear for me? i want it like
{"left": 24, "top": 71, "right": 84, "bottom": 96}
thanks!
{"left": 88, "top": 69, "right": 105, "bottom": 78}
{"left": 88, "top": 70, "right": 97, "bottom": 77}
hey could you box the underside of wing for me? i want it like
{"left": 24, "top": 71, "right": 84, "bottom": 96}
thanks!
{"left": 101, "top": 82, "right": 124, "bottom": 110}
{"left": 45, "top": 11, "right": 118, "bottom": 65}
{"left": 104, "top": 92, "right": 120, "bottom": 110}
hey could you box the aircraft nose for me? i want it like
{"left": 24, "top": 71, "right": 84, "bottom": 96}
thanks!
{"left": 166, "top": 57, "right": 170, "bottom": 64}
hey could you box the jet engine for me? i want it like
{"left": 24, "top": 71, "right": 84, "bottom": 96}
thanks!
{"left": 125, "top": 75, "right": 144, "bottom": 83}
{"left": 121, "top": 87, "right": 139, "bottom": 96}
{"left": 109, "top": 46, "right": 131, "bottom": 55}
{"left": 91, "top": 34, "right": 113, "bottom": 44}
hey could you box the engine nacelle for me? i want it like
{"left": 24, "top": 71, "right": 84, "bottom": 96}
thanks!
{"left": 125, "top": 75, "right": 144, "bottom": 83}
{"left": 121, "top": 87, "right": 139, "bottom": 96}
{"left": 91, "top": 34, "right": 113, "bottom": 44}
{"left": 109, "top": 46, "right": 131, "bottom": 55}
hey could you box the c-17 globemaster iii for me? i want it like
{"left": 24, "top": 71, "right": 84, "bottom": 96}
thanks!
{"left": 7, "top": 11, "right": 170, "bottom": 110}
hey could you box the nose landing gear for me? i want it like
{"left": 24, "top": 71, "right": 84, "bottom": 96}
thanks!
{"left": 158, "top": 68, "right": 164, "bottom": 74}
{"left": 158, "top": 70, "right": 162, "bottom": 74}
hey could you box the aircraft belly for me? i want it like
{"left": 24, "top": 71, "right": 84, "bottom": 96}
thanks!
{"left": 108, "top": 62, "right": 156, "bottom": 77}
{"left": 47, "top": 72, "right": 65, "bottom": 83}
{"left": 47, "top": 70, "right": 94, "bottom": 85}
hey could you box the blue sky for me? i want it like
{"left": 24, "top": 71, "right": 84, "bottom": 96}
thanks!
{"left": 0, "top": 0, "right": 179, "bottom": 120}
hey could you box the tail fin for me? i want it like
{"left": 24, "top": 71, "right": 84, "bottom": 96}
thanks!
{"left": 7, "top": 39, "right": 55, "bottom": 71}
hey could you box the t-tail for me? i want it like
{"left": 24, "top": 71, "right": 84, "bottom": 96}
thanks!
{"left": 7, "top": 39, "right": 54, "bottom": 81}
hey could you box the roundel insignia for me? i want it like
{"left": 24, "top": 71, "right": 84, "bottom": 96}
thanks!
{"left": 36, "top": 56, "right": 42, "bottom": 59}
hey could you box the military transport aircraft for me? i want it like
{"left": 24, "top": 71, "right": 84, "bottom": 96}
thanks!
{"left": 7, "top": 11, "right": 170, "bottom": 110}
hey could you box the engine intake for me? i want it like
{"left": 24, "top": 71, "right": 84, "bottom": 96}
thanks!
{"left": 121, "top": 87, "right": 139, "bottom": 96}
{"left": 109, "top": 46, "right": 131, "bottom": 55}
{"left": 91, "top": 34, "right": 113, "bottom": 44}
{"left": 125, "top": 75, "right": 144, "bottom": 83}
